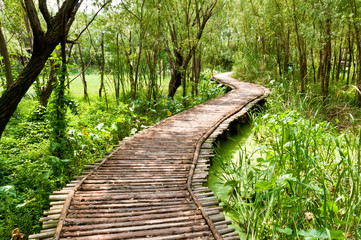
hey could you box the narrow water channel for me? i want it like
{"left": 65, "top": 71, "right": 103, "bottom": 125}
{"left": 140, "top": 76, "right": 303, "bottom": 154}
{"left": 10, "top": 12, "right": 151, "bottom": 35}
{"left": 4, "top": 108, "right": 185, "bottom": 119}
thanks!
{"left": 207, "top": 123, "right": 262, "bottom": 239}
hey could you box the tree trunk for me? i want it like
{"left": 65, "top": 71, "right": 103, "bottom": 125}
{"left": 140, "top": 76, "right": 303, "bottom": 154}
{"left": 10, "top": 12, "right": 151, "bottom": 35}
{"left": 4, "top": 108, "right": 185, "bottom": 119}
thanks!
{"left": 132, "top": 0, "right": 145, "bottom": 100}
{"left": 24, "top": 14, "right": 33, "bottom": 52}
{"left": 352, "top": 0, "right": 361, "bottom": 105}
{"left": 39, "top": 60, "right": 59, "bottom": 107}
{"left": 346, "top": 31, "right": 353, "bottom": 85}
{"left": 168, "top": 52, "right": 183, "bottom": 98}
{"left": 335, "top": 39, "right": 343, "bottom": 83}
{"left": 77, "top": 43, "right": 89, "bottom": 103}
{"left": 0, "top": 0, "right": 82, "bottom": 138}
{"left": 321, "top": 17, "right": 332, "bottom": 98}
{"left": 0, "top": 23, "right": 13, "bottom": 88}
{"left": 311, "top": 47, "right": 316, "bottom": 83}
{"left": 284, "top": 29, "right": 290, "bottom": 75}
{"left": 194, "top": 48, "right": 201, "bottom": 96}
{"left": 292, "top": 0, "right": 306, "bottom": 92}
{"left": 99, "top": 34, "right": 105, "bottom": 98}
{"left": 115, "top": 33, "right": 120, "bottom": 101}
{"left": 191, "top": 50, "right": 196, "bottom": 96}
{"left": 0, "top": 43, "right": 58, "bottom": 136}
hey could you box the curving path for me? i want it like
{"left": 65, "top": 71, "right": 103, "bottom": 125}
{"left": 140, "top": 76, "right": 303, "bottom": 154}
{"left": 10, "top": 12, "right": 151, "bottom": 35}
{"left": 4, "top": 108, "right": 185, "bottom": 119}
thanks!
{"left": 29, "top": 72, "right": 269, "bottom": 240}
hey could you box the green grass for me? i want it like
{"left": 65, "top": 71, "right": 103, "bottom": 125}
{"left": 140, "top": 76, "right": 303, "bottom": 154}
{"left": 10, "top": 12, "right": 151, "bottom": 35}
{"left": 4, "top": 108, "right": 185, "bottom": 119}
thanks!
{"left": 68, "top": 72, "right": 172, "bottom": 100}
{"left": 210, "top": 80, "right": 361, "bottom": 239}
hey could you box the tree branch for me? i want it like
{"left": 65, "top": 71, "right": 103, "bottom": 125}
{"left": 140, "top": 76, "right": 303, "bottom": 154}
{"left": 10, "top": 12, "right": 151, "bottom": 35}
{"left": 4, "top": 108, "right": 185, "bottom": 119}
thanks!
{"left": 67, "top": 0, "right": 110, "bottom": 60}
{"left": 39, "top": 0, "right": 53, "bottom": 26}
{"left": 71, "top": 0, "right": 111, "bottom": 43}
{"left": 23, "top": 0, "right": 44, "bottom": 38}
{"left": 120, "top": 0, "right": 140, "bottom": 21}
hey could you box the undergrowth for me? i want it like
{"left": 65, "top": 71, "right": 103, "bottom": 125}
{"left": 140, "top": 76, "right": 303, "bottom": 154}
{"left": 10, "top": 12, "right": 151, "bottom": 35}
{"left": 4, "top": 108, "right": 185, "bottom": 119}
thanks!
{"left": 0, "top": 72, "right": 226, "bottom": 239}
{"left": 212, "top": 78, "right": 361, "bottom": 239}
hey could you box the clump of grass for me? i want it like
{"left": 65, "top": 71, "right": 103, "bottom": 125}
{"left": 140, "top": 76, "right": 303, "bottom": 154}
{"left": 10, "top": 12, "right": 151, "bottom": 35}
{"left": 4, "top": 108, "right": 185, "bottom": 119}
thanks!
{"left": 213, "top": 86, "right": 361, "bottom": 239}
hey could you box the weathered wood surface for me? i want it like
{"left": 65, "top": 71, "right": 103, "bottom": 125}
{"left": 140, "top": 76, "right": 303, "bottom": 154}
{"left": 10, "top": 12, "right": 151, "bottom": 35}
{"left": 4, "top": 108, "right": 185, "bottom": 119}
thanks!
{"left": 29, "top": 72, "right": 269, "bottom": 240}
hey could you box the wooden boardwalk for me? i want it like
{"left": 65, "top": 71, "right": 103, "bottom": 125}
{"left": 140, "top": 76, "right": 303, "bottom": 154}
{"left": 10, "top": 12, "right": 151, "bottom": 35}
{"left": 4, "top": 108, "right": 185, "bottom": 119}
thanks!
{"left": 29, "top": 73, "right": 269, "bottom": 240}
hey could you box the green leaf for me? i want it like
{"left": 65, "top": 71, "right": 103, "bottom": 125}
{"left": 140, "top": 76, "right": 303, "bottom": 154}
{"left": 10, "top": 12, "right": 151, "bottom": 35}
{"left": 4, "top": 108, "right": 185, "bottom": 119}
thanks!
{"left": 255, "top": 181, "right": 274, "bottom": 191}
{"left": 297, "top": 228, "right": 327, "bottom": 239}
{"left": 327, "top": 229, "right": 345, "bottom": 239}
{"left": 277, "top": 174, "right": 297, "bottom": 184}
{"left": 0, "top": 185, "right": 16, "bottom": 198}
{"left": 276, "top": 227, "right": 293, "bottom": 235}
{"left": 224, "top": 180, "right": 238, "bottom": 187}
{"left": 334, "top": 219, "right": 350, "bottom": 225}
{"left": 320, "top": 201, "right": 338, "bottom": 214}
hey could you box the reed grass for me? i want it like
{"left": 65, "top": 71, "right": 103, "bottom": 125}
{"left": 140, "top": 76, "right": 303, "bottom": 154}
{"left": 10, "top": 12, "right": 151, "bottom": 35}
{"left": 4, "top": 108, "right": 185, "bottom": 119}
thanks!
{"left": 212, "top": 80, "right": 361, "bottom": 239}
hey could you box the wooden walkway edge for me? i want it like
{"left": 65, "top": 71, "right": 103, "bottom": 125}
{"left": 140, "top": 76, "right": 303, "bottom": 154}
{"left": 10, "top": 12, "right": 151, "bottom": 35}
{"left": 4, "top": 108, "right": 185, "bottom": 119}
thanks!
{"left": 29, "top": 72, "right": 269, "bottom": 240}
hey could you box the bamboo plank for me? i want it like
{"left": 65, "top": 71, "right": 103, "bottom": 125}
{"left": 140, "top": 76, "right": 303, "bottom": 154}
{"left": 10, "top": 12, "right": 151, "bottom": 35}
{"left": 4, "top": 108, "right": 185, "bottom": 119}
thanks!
{"left": 65, "top": 210, "right": 201, "bottom": 225}
{"left": 61, "top": 220, "right": 207, "bottom": 237}
{"left": 59, "top": 225, "right": 210, "bottom": 240}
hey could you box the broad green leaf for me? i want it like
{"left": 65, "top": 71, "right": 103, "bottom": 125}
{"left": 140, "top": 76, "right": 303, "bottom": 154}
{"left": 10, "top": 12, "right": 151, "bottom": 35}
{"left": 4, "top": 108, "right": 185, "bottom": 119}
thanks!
{"left": 297, "top": 228, "right": 327, "bottom": 239}
{"left": 277, "top": 174, "right": 297, "bottom": 184}
{"left": 320, "top": 201, "right": 338, "bottom": 214}
{"left": 255, "top": 181, "right": 274, "bottom": 191}
{"left": 224, "top": 180, "right": 238, "bottom": 187}
{"left": 276, "top": 227, "right": 292, "bottom": 235}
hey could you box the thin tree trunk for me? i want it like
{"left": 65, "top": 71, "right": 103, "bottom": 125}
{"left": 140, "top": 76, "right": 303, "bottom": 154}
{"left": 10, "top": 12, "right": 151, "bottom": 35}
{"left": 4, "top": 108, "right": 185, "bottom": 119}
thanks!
{"left": 24, "top": 14, "right": 33, "bottom": 52}
{"left": 352, "top": 0, "right": 361, "bottom": 105}
{"left": 331, "top": 42, "right": 337, "bottom": 83}
{"left": 132, "top": 0, "right": 145, "bottom": 100}
{"left": 191, "top": 49, "right": 196, "bottom": 96}
{"left": 276, "top": 38, "right": 282, "bottom": 76}
{"left": 346, "top": 33, "right": 353, "bottom": 86}
{"left": 311, "top": 47, "right": 316, "bottom": 84}
{"left": 195, "top": 47, "right": 201, "bottom": 96}
{"left": 0, "top": 24, "right": 13, "bottom": 88}
{"left": 39, "top": 60, "right": 59, "bottom": 107}
{"left": 77, "top": 43, "right": 89, "bottom": 103}
{"left": 292, "top": 0, "right": 306, "bottom": 92}
{"left": 284, "top": 29, "right": 290, "bottom": 75}
{"left": 99, "top": 34, "right": 105, "bottom": 98}
{"left": 323, "top": 17, "right": 332, "bottom": 97}
{"left": 336, "top": 38, "right": 343, "bottom": 83}
{"left": 115, "top": 33, "right": 121, "bottom": 101}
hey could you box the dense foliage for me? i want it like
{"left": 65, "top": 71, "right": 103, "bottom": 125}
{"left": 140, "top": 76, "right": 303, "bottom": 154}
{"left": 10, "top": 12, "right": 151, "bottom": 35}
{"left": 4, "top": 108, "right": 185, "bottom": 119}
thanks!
{"left": 211, "top": 78, "right": 361, "bottom": 239}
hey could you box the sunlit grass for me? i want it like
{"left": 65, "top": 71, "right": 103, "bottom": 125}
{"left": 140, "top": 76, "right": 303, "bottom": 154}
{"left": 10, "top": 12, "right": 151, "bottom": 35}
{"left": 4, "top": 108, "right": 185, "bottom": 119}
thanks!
{"left": 210, "top": 81, "right": 361, "bottom": 239}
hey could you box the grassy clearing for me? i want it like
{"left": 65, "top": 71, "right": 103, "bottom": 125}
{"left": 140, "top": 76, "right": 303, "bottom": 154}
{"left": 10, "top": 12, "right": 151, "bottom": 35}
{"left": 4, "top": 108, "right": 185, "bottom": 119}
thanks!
{"left": 210, "top": 79, "right": 361, "bottom": 239}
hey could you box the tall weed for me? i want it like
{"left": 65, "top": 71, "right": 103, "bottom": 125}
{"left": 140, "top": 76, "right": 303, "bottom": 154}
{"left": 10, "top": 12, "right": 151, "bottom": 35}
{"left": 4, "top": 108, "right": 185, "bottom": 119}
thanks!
{"left": 213, "top": 91, "right": 361, "bottom": 239}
